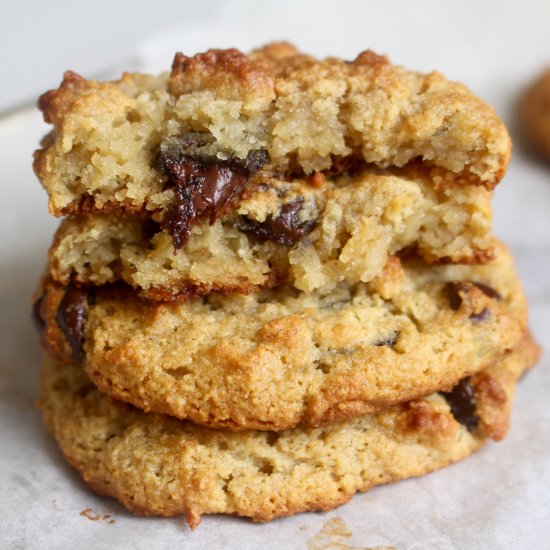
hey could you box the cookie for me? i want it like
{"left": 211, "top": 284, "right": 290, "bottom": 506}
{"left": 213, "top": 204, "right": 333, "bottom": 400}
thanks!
{"left": 34, "top": 45, "right": 510, "bottom": 250}
{"left": 34, "top": 242, "right": 527, "bottom": 431}
{"left": 39, "top": 336, "right": 539, "bottom": 528}
{"left": 521, "top": 68, "right": 550, "bottom": 159}
{"left": 48, "top": 166, "right": 494, "bottom": 300}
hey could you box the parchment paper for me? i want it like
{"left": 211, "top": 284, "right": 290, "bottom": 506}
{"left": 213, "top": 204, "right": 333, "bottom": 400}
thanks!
{"left": 1, "top": 5, "right": 549, "bottom": 548}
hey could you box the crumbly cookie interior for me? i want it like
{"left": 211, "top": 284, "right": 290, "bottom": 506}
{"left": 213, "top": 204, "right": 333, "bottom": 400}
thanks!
{"left": 49, "top": 168, "right": 493, "bottom": 299}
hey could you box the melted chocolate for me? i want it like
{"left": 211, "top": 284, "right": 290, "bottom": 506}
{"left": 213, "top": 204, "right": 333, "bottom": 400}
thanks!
{"left": 445, "top": 282, "right": 470, "bottom": 310}
{"left": 472, "top": 282, "right": 502, "bottom": 300}
{"left": 469, "top": 307, "right": 490, "bottom": 324}
{"left": 56, "top": 287, "right": 86, "bottom": 363}
{"left": 158, "top": 136, "right": 269, "bottom": 250}
{"left": 441, "top": 378, "right": 479, "bottom": 431}
{"left": 240, "top": 198, "right": 316, "bottom": 247}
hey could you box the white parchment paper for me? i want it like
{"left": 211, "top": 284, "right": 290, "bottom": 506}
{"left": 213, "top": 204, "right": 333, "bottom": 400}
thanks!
{"left": 1, "top": 4, "right": 549, "bottom": 548}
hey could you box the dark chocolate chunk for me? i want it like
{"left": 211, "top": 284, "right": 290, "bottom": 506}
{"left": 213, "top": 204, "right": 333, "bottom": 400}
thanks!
{"left": 56, "top": 287, "right": 86, "bottom": 363}
{"left": 441, "top": 378, "right": 479, "bottom": 431}
{"left": 239, "top": 198, "right": 316, "bottom": 247}
{"left": 469, "top": 307, "right": 490, "bottom": 324}
{"left": 446, "top": 281, "right": 501, "bottom": 312}
{"left": 243, "top": 149, "right": 271, "bottom": 173}
{"left": 163, "top": 177, "right": 199, "bottom": 250}
{"left": 31, "top": 292, "right": 46, "bottom": 335}
{"left": 157, "top": 135, "right": 269, "bottom": 250}
{"left": 445, "top": 282, "right": 471, "bottom": 310}
{"left": 142, "top": 217, "right": 162, "bottom": 243}
{"left": 472, "top": 282, "right": 502, "bottom": 300}
{"left": 373, "top": 331, "right": 398, "bottom": 348}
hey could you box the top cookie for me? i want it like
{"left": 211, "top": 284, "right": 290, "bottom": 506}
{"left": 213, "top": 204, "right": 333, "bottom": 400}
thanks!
{"left": 35, "top": 43, "right": 510, "bottom": 224}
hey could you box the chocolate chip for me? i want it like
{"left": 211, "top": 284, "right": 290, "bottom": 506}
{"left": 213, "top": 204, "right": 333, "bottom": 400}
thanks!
{"left": 472, "top": 282, "right": 502, "bottom": 300}
{"left": 163, "top": 179, "right": 198, "bottom": 250}
{"left": 239, "top": 198, "right": 316, "bottom": 246}
{"left": 446, "top": 281, "right": 502, "bottom": 312}
{"left": 373, "top": 331, "right": 398, "bottom": 348}
{"left": 469, "top": 307, "right": 490, "bottom": 324}
{"left": 31, "top": 292, "right": 46, "bottom": 335}
{"left": 157, "top": 135, "right": 269, "bottom": 250}
{"left": 445, "top": 282, "right": 471, "bottom": 310}
{"left": 441, "top": 378, "right": 479, "bottom": 431}
{"left": 243, "top": 149, "right": 271, "bottom": 173}
{"left": 56, "top": 287, "right": 86, "bottom": 363}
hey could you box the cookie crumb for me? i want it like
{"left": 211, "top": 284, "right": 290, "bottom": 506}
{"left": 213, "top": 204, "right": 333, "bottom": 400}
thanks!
{"left": 80, "top": 507, "right": 116, "bottom": 523}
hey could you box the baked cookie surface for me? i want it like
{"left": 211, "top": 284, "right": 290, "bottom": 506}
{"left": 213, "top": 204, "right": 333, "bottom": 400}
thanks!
{"left": 521, "top": 68, "right": 550, "bottom": 159}
{"left": 34, "top": 44, "right": 510, "bottom": 245}
{"left": 34, "top": 242, "right": 527, "bottom": 431}
{"left": 48, "top": 167, "right": 494, "bottom": 300}
{"left": 39, "top": 337, "right": 539, "bottom": 528}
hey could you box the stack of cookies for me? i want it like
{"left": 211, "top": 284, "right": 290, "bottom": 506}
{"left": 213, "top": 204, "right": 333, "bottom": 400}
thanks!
{"left": 33, "top": 43, "right": 539, "bottom": 528}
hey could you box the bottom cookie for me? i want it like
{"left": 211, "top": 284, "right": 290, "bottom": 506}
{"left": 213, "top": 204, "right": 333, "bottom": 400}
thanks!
{"left": 39, "top": 336, "right": 539, "bottom": 528}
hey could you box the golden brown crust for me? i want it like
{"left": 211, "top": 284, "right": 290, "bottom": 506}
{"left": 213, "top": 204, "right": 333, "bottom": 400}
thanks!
{"left": 37, "top": 71, "right": 90, "bottom": 125}
{"left": 250, "top": 41, "right": 301, "bottom": 63}
{"left": 140, "top": 278, "right": 267, "bottom": 302}
{"left": 471, "top": 371, "right": 509, "bottom": 440}
{"left": 170, "top": 49, "right": 275, "bottom": 113}
{"left": 352, "top": 49, "right": 391, "bottom": 69}
{"left": 35, "top": 243, "right": 528, "bottom": 431}
{"left": 472, "top": 331, "right": 541, "bottom": 440}
{"left": 39, "top": 341, "right": 537, "bottom": 527}
{"left": 420, "top": 247, "right": 495, "bottom": 266}
{"left": 398, "top": 400, "right": 455, "bottom": 438}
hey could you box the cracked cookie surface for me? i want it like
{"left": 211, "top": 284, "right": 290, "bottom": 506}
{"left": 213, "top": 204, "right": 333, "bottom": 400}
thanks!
{"left": 39, "top": 336, "right": 539, "bottom": 528}
{"left": 34, "top": 242, "right": 527, "bottom": 430}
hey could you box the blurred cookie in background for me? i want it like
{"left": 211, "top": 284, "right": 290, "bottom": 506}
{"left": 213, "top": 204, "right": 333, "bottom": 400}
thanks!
{"left": 521, "top": 68, "right": 550, "bottom": 160}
